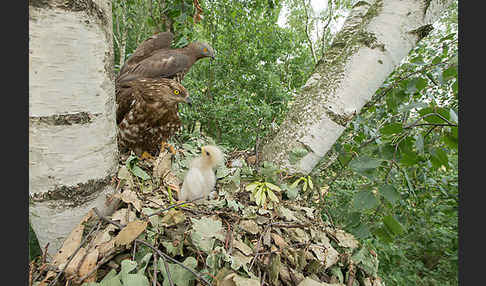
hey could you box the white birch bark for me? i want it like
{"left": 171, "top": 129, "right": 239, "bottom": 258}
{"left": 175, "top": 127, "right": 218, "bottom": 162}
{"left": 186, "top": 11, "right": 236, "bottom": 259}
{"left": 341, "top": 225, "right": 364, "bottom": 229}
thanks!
{"left": 29, "top": 0, "right": 118, "bottom": 255}
{"left": 262, "top": 0, "right": 452, "bottom": 174}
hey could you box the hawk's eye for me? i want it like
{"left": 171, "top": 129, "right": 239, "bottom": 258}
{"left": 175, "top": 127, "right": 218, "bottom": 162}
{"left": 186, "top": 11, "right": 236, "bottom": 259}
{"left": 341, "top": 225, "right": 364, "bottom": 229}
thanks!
{"left": 174, "top": 90, "right": 180, "bottom": 95}
{"left": 203, "top": 48, "right": 208, "bottom": 53}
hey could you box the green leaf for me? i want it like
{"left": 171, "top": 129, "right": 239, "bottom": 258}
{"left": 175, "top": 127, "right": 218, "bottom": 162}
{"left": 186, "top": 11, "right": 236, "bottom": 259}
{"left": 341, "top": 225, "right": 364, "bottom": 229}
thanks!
{"left": 289, "top": 147, "right": 308, "bottom": 165}
{"left": 245, "top": 182, "right": 260, "bottom": 192}
{"left": 383, "top": 215, "right": 405, "bottom": 235}
{"left": 379, "top": 185, "right": 401, "bottom": 205}
{"left": 216, "top": 166, "right": 231, "bottom": 179}
{"left": 349, "top": 156, "right": 384, "bottom": 178}
{"left": 414, "top": 77, "right": 428, "bottom": 91}
{"left": 380, "top": 123, "right": 403, "bottom": 135}
{"left": 121, "top": 273, "right": 150, "bottom": 286}
{"left": 442, "top": 65, "right": 457, "bottom": 81}
{"left": 159, "top": 257, "right": 197, "bottom": 286}
{"left": 415, "top": 134, "right": 424, "bottom": 153}
{"left": 267, "top": 189, "right": 279, "bottom": 202}
{"left": 264, "top": 182, "right": 281, "bottom": 192}
{"left": 430, "top": 148, "right": 448, "bottom": 169}
{"left": 398, "top": 102, "right": 428, "bottom": 113}
{"left": 351, "top": 223, "right": 371, "bottom": 239}
{"left": 290, "top": 178, "right": 303, "bottom": 189}
{"left": 449, "top": 109, "right": 458, "bottom": 124}
{"left": 307, "top": 177, "right": 313, "bottom": 190}
{"left": 353, "top": 190, "right": 379, "bottom": 211}
{"left": 443, "top": 128, "right": 458, "bottom": 149}
{"left": 131, "top": 165, "right": 151, "bottom": 180}
{"left": 418, "top": 107, "right": 451, "bottom": 124}
{"left": 282, "top": 184, "right": 299, "bottom": 200}
{"left": 400, "top": 150, "right": 419, "bottom": 166}
{"left": 373, "top": 227, "right": 394, "bottom": 243}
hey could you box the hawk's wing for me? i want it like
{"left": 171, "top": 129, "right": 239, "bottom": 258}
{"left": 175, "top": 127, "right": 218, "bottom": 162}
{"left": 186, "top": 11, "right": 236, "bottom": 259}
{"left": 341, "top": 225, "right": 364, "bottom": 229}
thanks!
{"left": 119, "top": 32, "right": 174, "bottom": 77}
{"left": 115, "top": 82, "right": 139, "bottom": 124}
{"left": 117, "top": 51, "right": 191, "bottom": 83}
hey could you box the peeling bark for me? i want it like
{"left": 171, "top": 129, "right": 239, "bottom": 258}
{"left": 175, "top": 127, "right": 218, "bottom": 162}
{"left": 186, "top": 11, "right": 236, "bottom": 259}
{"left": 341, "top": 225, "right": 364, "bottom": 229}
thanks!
{"left": 262, "top": 0, "right": 452, "bottom": 174}
{"left": 29, "top": 0, "right": 118, "bottom": 255}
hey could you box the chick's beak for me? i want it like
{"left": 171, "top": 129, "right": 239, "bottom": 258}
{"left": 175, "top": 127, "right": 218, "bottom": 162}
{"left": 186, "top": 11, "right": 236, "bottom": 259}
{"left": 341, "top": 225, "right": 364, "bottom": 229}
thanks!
{"left": 185, "top": 96, "right": 192, "bottom": 106}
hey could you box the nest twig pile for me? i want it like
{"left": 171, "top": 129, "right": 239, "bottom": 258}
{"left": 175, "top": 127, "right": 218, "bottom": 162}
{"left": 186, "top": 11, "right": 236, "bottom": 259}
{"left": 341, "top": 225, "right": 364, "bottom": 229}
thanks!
{"left": 30, "top": 142, "right": 384, "bottom": 286}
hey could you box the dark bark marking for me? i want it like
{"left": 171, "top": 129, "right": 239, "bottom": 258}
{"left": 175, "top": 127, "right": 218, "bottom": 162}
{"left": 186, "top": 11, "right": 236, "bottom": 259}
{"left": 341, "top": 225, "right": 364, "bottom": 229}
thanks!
{"left": 30, "top": 112, "right": 102, "bottom": 126}
{"left": 30, "top": 175, "right": 114, "bottom": 207}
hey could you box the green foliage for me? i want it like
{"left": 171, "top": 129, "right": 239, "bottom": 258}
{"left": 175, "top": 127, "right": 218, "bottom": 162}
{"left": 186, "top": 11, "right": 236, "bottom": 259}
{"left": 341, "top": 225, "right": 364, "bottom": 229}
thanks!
{"left": 246, "top": 181, "right": 281, "bottom": 207}
{"left": 315, "top": 3, "right": 458, "bottom": 282}
{"left": 29, "top": 221, "right": 42, "bottom": 261}
{"left": 83, "top": 254, "right": 153, "bottom": 286}
{"left": 125, "top": 154, "right": 151, "bottom": 181}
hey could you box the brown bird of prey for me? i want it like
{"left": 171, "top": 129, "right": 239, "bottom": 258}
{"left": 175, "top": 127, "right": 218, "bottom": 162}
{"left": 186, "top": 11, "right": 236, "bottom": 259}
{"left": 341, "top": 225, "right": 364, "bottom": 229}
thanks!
{"left": 118, "top": 32, "right": 174, "bottom": 77}
{"left": 116, "top": 78, "right": 192, "bottom": 155}
{"left": 179, "top": 145, "right": 225, "bottom": 202}
{"left": 116, "top": 33, "right": 215, "bottom": 84}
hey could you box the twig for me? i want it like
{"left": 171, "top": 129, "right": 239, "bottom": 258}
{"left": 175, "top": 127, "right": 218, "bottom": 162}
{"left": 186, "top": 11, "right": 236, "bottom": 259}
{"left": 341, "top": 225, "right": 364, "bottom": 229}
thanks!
{"left": 42, "top": 243, "right": 50, "bottom": 264}
{"left": 29, "top": 261, "right": 35, "bottom": 286}
{"left": 405, "top": 122, "right": 457, "bottom": 128}
{"left": 346, "top": 263, "right": 356, "bottom": 286}
{"left": 135, "top": 239, "right": 212, "bottom": 286}
{"left": 320, "top": 0, "right": 333, "bottom": 56}
{"left": 146, "top": 197, "right": 204, "bottom": 218}
{"left": 152, "top": 253, "right": 158, "bottom": 286}
{"left": 404, "top": 112, "right": 455, "bottom": 129}
{"left": 75, "top": 223, "right": 102, "bottom": 275}
{"left": 132, "top": 240, "right": 137, "bottom": 260}
{"left": 249, "top": 223, "right": 272, "bottom": 271}
{"left": 424, "top": 126, "right": 437, "bottom": 138}
{"left": 93, "top": 207, "right": 124, "bottom": 229}
{"left": 48, "top": 221, "right": 101, "bottom": 286}
{"left": 362, "top": 61, "right": 451, "bottom": 111}
{"left": 301, "top": 0, "right": 316, "bottom": 64}
{"left": 159, "top": 250, "right": 174, "bottom": 286}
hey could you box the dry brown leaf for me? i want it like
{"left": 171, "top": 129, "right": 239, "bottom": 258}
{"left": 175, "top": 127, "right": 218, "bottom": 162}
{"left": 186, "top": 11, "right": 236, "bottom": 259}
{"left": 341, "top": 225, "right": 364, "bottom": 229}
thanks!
{"left": 97, "top": 238, "right": 116, "bottom": 257}
{"left": 52, "top": 223, "right": 85, "bottom": 267}
{"left": 78, "top": 248, "right": 99, "bottom": 283}
{"left": 160, "top": 208, "right": 186, "bottom": 227}
{"left": 37, "top": 270, "right": 56, "bottom": 286}
{"left": 64, "top": 247, "right": 87, "bottom": 277}
{"left": 52, "top": 210, "right": 95, "bottom": 267}
{"left": 115, "top": 189, "right": 143, "bottom": 212}
{"left": 271, "top": 233, "right": 289, "bottom": 249}
{"left": 233, "top": 240, "right": 253, "bottom": 256}
{"left": 334, "top": 230, "right": 359, "bottom": 249}
{"left": 92, "top": 229, "right": 112, "bottom": 247}
{"left": 146, "top": 196, "right": 166, "bottom": 208}
{"left": 114, "top": 220, "right": 148, "bottom": 246}
{"left": 164, "top": 171, "right": 182, "bottom": 191}
{"left": 323, "top": 246, "right": 339, "bottom": 269}
{"left": 239, "top": 220, "right": 260, "bottom": 234}
{"left": 153, "top": 150, "right": 172, "bottom": 179}
{"left": 106, "top": 208, "right": 137, "bottom": 233}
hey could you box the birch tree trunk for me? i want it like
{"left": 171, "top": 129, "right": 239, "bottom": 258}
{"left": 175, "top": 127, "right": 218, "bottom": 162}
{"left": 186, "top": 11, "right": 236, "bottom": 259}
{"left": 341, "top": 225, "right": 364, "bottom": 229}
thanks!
{"left": 262, "top": 0, "right": 452, "bottom": 174}
{"left": 29, "top": 0, "right": 118, "bottom": 255}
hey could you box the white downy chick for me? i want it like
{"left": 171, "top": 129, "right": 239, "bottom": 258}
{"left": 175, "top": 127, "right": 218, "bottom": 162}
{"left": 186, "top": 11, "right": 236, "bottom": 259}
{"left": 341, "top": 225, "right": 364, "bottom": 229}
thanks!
{"left": 179, "top": 145, "right": 224, "bottom": 201}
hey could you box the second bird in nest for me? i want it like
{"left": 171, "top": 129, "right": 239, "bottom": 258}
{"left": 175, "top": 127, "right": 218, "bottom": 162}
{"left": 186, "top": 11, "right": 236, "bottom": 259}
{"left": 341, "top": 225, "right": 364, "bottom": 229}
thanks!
{"left": 179, "top": 145, "right": 225, "bottom": 202}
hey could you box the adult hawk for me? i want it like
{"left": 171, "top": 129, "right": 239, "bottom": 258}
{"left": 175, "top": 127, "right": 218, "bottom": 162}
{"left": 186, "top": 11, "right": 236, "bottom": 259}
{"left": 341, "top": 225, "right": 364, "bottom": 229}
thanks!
{"left": 116, "top": 78, "right": 191, "bottom": 155}
{"left": 117, "top": 32, "right": 215, "bottom": 84}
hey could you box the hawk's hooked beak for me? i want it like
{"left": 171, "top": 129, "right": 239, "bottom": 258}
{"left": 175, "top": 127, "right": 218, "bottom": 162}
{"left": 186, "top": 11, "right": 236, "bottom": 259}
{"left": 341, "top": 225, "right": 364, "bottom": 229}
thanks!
{"left": 185, "top": 96, "right": 192, "bottom": 106}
